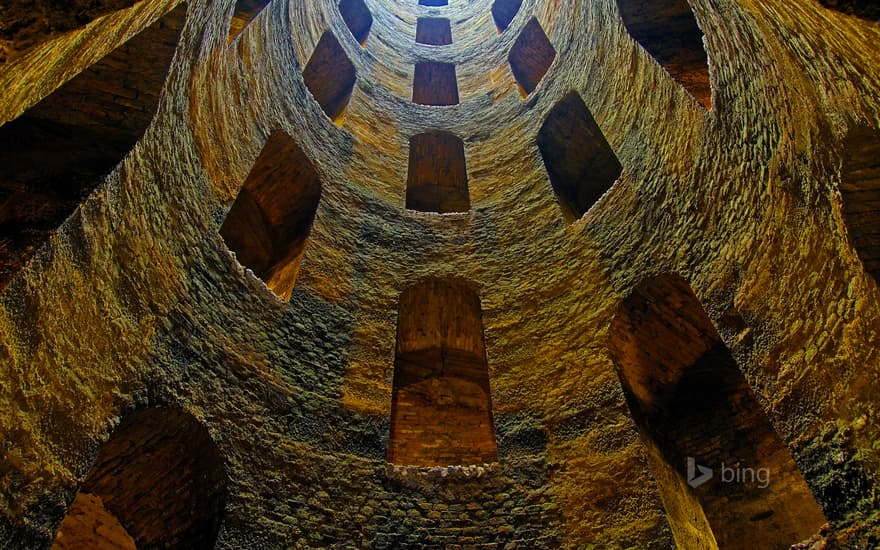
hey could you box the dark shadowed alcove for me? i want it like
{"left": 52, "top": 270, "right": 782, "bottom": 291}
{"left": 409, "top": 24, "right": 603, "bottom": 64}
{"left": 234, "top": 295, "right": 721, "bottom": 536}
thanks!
{"left": 388, "top": 280, "right": 497, "bottom": 467}
{"left": 406, "top": 131, "right": 469, "bottom": 213}
{"left": 608, "top": 275, "right": 826, "bottom": 549}
{"left": 219, "top": 131, "right": 322, "bottom": 301}
{"left": 303, "top": 31, "right": 357, "bottom": 124}
{"left": 492, "top": 0, "right": 523, "bottom": 32}
{"left": 416, "top": 18, "right": 453, "bottom": 45}
{"left": 419, "top": 0, "right": 448, "bottom": 6}
{"left": 339, "top": 0, "right": 373, "bottom": 46}
{"left": 413, "top": 62, "right": 459, "bottom": 106}
{"left": 536, "top": 91, "right": 622, "bottom": 222}
{"left": 52, "top": 408, "right": 227, "bottom": 549}
{"left": 0, "top": 4, "right": 187, "bottom": 290}
{"left": 616, "top": 0, "right": 711, "bottom": 109}
{"left": 819, "top": 0, "right": 880, "bottom": 20}
{"left": 227, "top": 0, "right": 271, "bottom": 43}
{"left": 508, "top": 18, "right": 555, "bottom": 97}
{"left": 0, "top": 0, "right": 140, "bottom": 63}
{"left": 840, "top": 124, "right": 880, "bottom": 284}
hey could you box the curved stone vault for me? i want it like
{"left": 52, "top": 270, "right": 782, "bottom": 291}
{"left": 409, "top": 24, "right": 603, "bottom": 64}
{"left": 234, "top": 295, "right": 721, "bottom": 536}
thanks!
{"left": 0, "top": 0, "right": 879, "bottom": 548}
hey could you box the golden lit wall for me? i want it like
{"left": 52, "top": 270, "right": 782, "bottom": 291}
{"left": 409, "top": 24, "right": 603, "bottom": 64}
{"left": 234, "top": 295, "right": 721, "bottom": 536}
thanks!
{"left": 0, "top": 0, "right": 879, "bottom": 547}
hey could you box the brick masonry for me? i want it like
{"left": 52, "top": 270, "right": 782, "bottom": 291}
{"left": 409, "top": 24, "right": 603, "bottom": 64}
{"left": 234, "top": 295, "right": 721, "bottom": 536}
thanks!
{"left": 0, "top": 0, "right": 879, "bottom": 548}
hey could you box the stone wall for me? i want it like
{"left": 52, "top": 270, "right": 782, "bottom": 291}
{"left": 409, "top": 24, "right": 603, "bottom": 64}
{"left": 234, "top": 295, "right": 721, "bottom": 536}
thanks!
{"left": 609, "top": 275, "right": 827, "bottom": 548}
{"left": 0, "top": 0, "right": 138, "bottom": 64}
{"left": 0, "top": 0, "right": 878, "bottom": 547}
{"left": 0, "top": 3, "right": 187, "bottom": 288}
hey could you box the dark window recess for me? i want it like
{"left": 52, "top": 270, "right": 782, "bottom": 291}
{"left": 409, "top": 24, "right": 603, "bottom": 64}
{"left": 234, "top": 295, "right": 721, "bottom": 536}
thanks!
{"left": 51, "top": 408, "right": 227, "bottom": 550}
{"left": 406, "top": 132, "right": 469, "bottom": 213}
{"left": 537, "top": 91, "right": 622, "bottom": 221}
{"left": 0, "top": 0, "right": 139, "bottom": 64}
{"left": 508, "top": 18, "right": 556, "bottom": 96}
{"left": 219, "top": 131, "right": 322, "bottom": 301}
{"left": 818, "top": 0, "right": 880, "bottom": 21}
{"left": 608, "top": 275, "right": 827, "bottom": 549}
{"left": 840, "top": 125, "right": 880, "bottom": 284}
{"left": 616, "top": 0, "right": 712, "bottom": 109}
{"left": 227, "top": 0, "right": 271, "bottom": 43}
{"left": 302, "top": 31, "right": 357, "bottom": 123}
{"left": 339, "top": 0, "right": 373, "bottom": 45}
{"left": 416, "top": 18, "right": 452, "bottom": 45}
{"left": 412, "top": 62, "right": 459, "bottom": 105}
{"left": 492, "top": 0, "right": 522, "bottom": 32}
{"left": 0, "top": 5, "right": 187, "bottom": 290}
{"left": 389, "top": 280, "right": 498, "bottom": 467}
{"left": 419, "top": 0, "right": 448, "bottom": 6}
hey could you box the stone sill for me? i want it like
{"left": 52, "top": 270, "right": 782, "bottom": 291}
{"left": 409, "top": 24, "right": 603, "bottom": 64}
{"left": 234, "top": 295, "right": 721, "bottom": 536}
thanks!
{"left": 385, "top": 461, "right": 500, "bottom": 482}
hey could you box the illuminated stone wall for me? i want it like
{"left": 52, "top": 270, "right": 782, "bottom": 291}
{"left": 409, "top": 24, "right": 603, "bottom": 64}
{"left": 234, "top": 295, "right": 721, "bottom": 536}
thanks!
{"left": 0, "top": 0, "right": 879, "bottom": 547}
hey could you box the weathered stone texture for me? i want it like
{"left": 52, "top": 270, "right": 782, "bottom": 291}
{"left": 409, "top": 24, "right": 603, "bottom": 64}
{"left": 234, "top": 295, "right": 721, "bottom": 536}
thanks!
{"left": 0, "top": 0, "right": 138, "bottom": 64}
{"left": 0, "top": 3, "right": 187, "bottom": 288}
{"left": 0, "top": 0, "right": 879, "bottom": 548}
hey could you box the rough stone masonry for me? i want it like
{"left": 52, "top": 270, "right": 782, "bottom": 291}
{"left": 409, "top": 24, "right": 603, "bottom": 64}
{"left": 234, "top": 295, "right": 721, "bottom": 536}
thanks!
{"left": 0, "top": 0, "right": 879, "bottom": 548}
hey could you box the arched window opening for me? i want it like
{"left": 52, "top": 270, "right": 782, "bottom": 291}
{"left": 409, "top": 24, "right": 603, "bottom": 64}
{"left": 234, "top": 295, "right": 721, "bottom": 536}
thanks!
{"left": 52, "top": 408, "right": 227, "bottom": 549}
{"left": 537, "top": 91, "right": 622, "bottom": 222}
{"left": 608, "top": 275, "right": 826, "bottom": 549}
{"left": 818, "top": 0, "right": 879, "bottom": 21}
{"left": 840, "top": 124, "right": 880, "bottom": 284}
{"left": 406, "top": 131, "right": 469, "bottom": 213}
{"left": 219, "top": 131, "right": 322, "bottom": 301}
{"left": 340, "top": 0, "right": 373, "bottom": 46}
{"left": 227, "top": 0, "right": 271, "bottom": 43}
{"left": 508, "top": 18, "right": 555, "bottom": 97}
{"left": 303, "top": 31, "right": 357, "bottom": 125}
{"left": 388, "top": 280, "right": 497, "bottom": 467}
{"left": 616, "top": 0, "right": 712, "bottom": 109}
{"left": 0, "top": 0, "right": 140, "bottom": 63}
{"left": 492, "top": 0, "right": 522, "bottom": 32}
{"left": 0, "top": 4, "right": 187, "bottom": 289}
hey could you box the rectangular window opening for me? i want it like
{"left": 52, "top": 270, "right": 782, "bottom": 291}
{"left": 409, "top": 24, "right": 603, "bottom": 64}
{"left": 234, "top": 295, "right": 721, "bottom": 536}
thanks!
{"left": 616, "top": 0, "right": 712, "bottom": 109}
{"left": 537, "top": 91, "right": 622, "bottom": 222}
{"left": 219, "top": 131, "right": 322, "bottom": 301}
{"left": 416, "top": 18, "right": 452, "bottom": 45}
{"left": 0, "top": 5, "right": 187, "bottom": 289}
{"left": 412, "top": 61, "right": 459, "bottom": 106}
